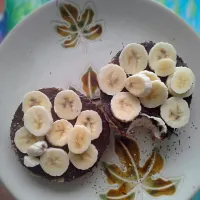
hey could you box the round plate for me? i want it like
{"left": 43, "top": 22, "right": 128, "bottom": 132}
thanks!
{"left": 0, "top": 0, "right": 200, "bottom": 200}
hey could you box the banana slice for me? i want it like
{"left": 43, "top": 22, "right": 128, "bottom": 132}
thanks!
{"left": 119, "top": 43, "right": 148, "bottom": 74}
{"left": 27, "top": 141, "right": 48, "bottom": 157}
{"left": 98, "top": 64, "right": 126, "bottom": 95}
{"left": 54, "top": 90, "right": 82, "bottom": 120}
{"left": 23, "top": 91, "right": 52, "bottom": 113}
{"left": 149, "top": 42, "right": 176, "bottom": 70}
{"left": 154, "top": 58, "right": 176, "bottom": 77}
{"left": 75, "top": 110, "right": 102, "bottom": 140}
{"left": 14, "top": 127, "right": 44, "bottom": 153}
{"left": 160, "top": 97, "right": 190, "bottom": 128}
{"left": 68, "top": 125, "right": 91, "bottom": 154}
{"left": 166, "top": 75, "right": 195, "bottom": 98}
{"left": 46, "top": 119, "right": 73, "bottom": 147}
{"left": 24, "top": 105, "right": 53, "bottom": 136}
{"left": 24, "top": 156, "right": 40, "bottom": 168}
{"left": 111, "top": 92, "right": 141, "bottom": 122}
{"left": 125, "top": 73, "right": 152, "bottom": 97}
{"left": 170, "top": 67, "right": 195, "bottom": 94}
{"left": 139, "top": 70, "right": 160, "bottom": 81}
{"left": 69, "top": 144, "right": 98, "bottom": 170}
{"left": 40, "top": 148, "right": 69, "bottom": 176}
{"left": 140, "top": 80, "right": 168, "bottom": 108}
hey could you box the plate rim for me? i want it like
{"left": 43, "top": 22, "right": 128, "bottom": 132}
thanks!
{"left": 1, "top": 0, "right": 200, "bottom": 199}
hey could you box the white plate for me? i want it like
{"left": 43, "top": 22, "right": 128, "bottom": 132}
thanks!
{"left": 0, "top": 0, "right": 200, "bottom": 200}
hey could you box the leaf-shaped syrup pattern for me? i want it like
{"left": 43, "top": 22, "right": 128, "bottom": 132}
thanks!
{"left": 100, "top": 136, "right": 182, "bottom": 200}
{"left": 81, "top": 66, "right": 99, "bottom": 98}
{"left": 54, "top": 2, "right": 104, "bottom": 50}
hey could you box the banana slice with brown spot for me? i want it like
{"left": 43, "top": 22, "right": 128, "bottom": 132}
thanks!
{"left": 98, "top": 64, "right": 126, "bottom": 95}
{"left": 23, "top": 91, "right": 52, "bottom": 113}
{"left": 76, "top": 110, "right": 102, "bottom": 140}
{"left": 119, "top": 43, "right": 148, "bottom": 74}
{"left": 154, "top": 58, "right": 176, "bottom": 77}
{"left": 111, "top": 92, "right": 141, "bottom": 122}
{"left": 140, "top": 80, "right": 168, "bottom": 108}
{"left": 166, "top": 74, "right": 195, "bottom": 98}
{"left": 40, "top": 148, "right": 69, "bottom": 176}
{"left": 160, "top": 97, "right": 190, "bottom": 128}
{"left": 46, "top": 119, "right": 73, "bottom": 147}
{"left": 170, "top": 67, "right": 195, "bottom": 94}
{"left": 24, "top": 105, "right": 53, "bottom": 136}
{"left": 54, "top": 90, "right": 82, "bottom": 120}
{"left": 14, "top": 127, "right": 44, "bottom": 153}
{"left": 68, "top": 125, "right": 91, "bottom": 154}
{"left": 149, "top": 42, "right": 176, "bottom": 70}
{"left": 69, "top": 144, "right": 98, "bottom": 170}
{"left": 125, "top": 73, "right": 152, "bottom": 97}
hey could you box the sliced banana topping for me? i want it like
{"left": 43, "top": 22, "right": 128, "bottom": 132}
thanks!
{"left": 40, "top": 148, "right": 69, "bottom": 176}
{"left": 140, "top": 80, "right": 168, "bottom": 108}
{"left": 139, "top": 70, "right": 160, "bottom": 81}
{"left": 54, "top": 90, "right": 82, "bottom": 120}
{"left": 154, "top": 58, "right": 176, "bottom": 77}
{"left": 24, "top": 156, "right": 40, "bottom": 168}
{"left": 68, "top": 125, "right": 91, "bottom": 154}
{"left": 14, "top": 127, "right": 44, "bottom": 153}
{"left": 69, "top": 144, "right": 98, "bottom": 170}
{"left": 160, "top": 97, "right": 190, "bottom": 128}
{"left": 23, "top": 91, "right": 52, "bottom": 113}
{"left": 24, "top": 106, "right": 53, "bottom": 136}
{"left": 76, "top": 110, "right": 102, "bottom": 140}
{"left": 170, "top": 67, "right": 195, "bottom": 94}
{"left": 125, "top": 73, "right": 152, "bottom": 97}
{"left": 98, "top": 64, "right": 126, "bottom": 95}
{"left": 46, "top": 119, "right": 73, "bottom": 147}
{"left": 119, "top": 43, "right": 148, "bottom": 74}
{"left": 111, "top": 92, "right": 141, "bottom": 122}
{"left": 27, "top": 141, "right": 48, "bottom": 157}
{"left": 166, "top": 75, "right": 195, "bottom": 98}
{"left": 149, "top": 42, "right": 176, "bottom": 70}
